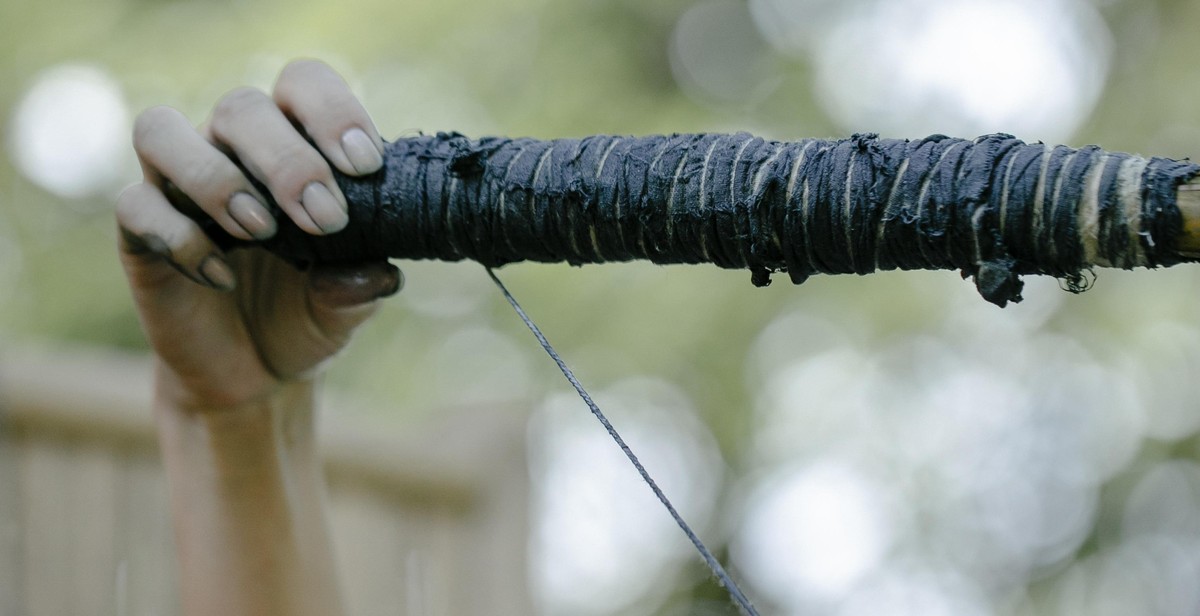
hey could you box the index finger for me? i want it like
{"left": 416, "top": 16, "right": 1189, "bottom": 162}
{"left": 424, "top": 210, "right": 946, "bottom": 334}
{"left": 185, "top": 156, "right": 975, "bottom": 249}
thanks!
{"left": 272, "top": 60, "right": 385, "bottom": 177}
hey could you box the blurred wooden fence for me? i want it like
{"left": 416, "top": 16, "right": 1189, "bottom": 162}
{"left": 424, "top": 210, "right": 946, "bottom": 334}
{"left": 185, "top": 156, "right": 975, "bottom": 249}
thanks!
{"left": 0, "top": 346, "right": 532, "bottom": 615}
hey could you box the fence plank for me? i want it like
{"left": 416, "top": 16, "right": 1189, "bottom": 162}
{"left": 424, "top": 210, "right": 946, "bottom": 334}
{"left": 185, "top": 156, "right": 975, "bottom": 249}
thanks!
{"left": 68, "top": 441, "right": 119, "bottom": 615}
{"left": 115, "top": 450, "right": 178, "bottom": 616}
{"left": 330, "top": 485, "right": 410, "bottom": 616}
{"left": 0, "top": 425, "right": 24, "bottom": 615}
{"left": 20, "top": 437, "right": 73, "bottom": 616}
{"left": 0, "top": 345, "right": 533, "bottom": 615}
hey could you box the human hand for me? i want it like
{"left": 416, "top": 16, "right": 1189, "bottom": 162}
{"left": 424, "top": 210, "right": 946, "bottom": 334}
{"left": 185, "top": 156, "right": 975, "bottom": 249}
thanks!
{"left": 117, "top": 60, "right": 401, "bottom": 412}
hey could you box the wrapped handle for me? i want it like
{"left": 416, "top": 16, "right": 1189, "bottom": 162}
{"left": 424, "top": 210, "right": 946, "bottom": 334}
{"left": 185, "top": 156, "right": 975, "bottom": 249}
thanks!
{"left": 201, "top": 132, "right": 1200, "bottom": 307}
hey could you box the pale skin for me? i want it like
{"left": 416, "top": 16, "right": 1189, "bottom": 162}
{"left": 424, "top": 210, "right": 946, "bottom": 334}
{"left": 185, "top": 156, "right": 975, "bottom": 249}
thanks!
{"left": 116, "top": 60, "right": 398, "bottom": 616}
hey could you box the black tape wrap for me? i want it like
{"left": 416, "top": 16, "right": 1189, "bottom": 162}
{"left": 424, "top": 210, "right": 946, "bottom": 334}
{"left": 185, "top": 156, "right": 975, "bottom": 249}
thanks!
{"left": 206, "top": 132, "right": 1200, "bottom": 307}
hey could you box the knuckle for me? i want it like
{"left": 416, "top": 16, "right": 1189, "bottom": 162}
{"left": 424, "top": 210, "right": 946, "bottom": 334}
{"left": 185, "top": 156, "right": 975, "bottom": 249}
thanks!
{"left": 276, "top": 59, "right": 328, "bottom": 89}
{"left": 167, "top": 230, "right": 209, "bottom": 265}
{"left": 210, "top": 86, "right": 268, "bottom": 131}
{"left": 115, "top": 186, "right": 175, "bottom": 257}
{"left": 132, "top": 105, "right": 181, "bottom": 151}
{"left": 114, "top": 184, "right": 146, "bottom": 224}
{"left": 115, "top": 183, "right": 158, "bottom": 221}
{"left": 187, "top": 155, "right": 240, "bottom": 197}
{"left": 262, "top": 144, "right": 331, "bottom": 197}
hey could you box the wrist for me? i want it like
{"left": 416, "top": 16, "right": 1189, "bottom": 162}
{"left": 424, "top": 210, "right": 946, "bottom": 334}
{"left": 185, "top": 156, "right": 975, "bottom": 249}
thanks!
{"left": 153, "top": 361, "right": 319, "bottom": 455}
{"left": 153, "top": 357, "right": 316, "bottom": 413}
{"left": 151, "top": 363, "right": 343, "bottom": 615}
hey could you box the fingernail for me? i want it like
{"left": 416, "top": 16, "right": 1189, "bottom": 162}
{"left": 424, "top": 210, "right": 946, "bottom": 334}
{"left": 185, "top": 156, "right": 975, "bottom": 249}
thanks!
{"left": 228, "top": 192, "right": 277, "bottom": 239}
{"left": 301, "top": 182, "right": 349, "bottom": 233}
{"left": 341, "top": 128, "right": 384, "bottom": 174}
{"left": 198, "top": 254, "right": 237, "bottom": 291}
{"left": 310, "top": 263, "right": 403, "bottom": 305}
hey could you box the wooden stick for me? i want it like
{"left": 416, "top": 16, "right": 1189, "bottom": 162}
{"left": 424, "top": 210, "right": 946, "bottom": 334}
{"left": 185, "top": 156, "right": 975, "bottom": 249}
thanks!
{"left": 1177, "top": 179, "right": 1200, "bottom": 258}
{"left": 204, "top": 133, "right": 1200, "bottom": 305}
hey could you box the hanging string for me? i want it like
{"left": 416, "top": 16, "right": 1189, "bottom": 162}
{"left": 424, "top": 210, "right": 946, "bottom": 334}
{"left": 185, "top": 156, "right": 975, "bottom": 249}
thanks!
{"left": 485, "top": 266, "right": 759, "bottom": 616}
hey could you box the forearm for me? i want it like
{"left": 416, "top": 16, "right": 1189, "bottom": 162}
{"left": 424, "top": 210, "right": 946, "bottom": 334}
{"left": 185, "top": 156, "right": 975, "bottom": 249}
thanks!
{"left": 153, "top": 367, "right": 345, "bottom": 616}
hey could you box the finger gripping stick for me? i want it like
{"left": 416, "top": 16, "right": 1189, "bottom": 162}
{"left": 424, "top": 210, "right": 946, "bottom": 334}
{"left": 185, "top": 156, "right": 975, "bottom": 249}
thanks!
{"left": 202, "top": 132, "right": 1200, "bottom": 307}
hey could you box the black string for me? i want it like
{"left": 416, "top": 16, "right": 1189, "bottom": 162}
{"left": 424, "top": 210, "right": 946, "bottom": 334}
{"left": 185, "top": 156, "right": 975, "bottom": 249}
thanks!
{"left": 485, "top": 267, "right": 759, "bottom": 616}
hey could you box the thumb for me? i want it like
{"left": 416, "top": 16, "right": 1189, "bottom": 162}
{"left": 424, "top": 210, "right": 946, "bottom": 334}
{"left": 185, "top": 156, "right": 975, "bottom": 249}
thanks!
{"left": 306, "top": 261, "right": 403, "bottom": 342}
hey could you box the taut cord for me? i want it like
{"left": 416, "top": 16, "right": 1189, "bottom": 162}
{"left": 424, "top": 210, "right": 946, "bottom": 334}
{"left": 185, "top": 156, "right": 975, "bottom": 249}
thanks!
{"left": 203, "top": 132, "right": 1200, "bottom": 307}
{"left": 485, "top": 267, "right": 759, "bottom": 616}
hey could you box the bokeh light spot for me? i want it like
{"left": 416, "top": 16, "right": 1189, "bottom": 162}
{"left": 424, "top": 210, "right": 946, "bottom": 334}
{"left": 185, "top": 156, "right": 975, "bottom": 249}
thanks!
{"left": 528, "top": 379, "right": 724, "bottom": 616}
{"left": 430, "top": 326, "right": 531, "bottom": 405}
{"left": 811, "top": 0, "right": 1110, "bottom": 141}
{"left": 670, "top": 0, "right": 782, "bottom": 109}
{"left": 735, "top": 461, "right": 894, "bottom": 604}
{"left": 8, "top": 64, "right": 131, "bottom": 199}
